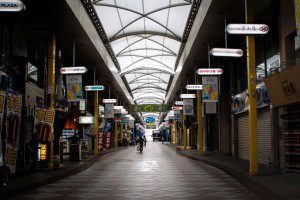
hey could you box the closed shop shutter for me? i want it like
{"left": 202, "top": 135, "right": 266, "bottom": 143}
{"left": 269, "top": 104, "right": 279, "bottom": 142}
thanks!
{"left": 236, "top": 108, "right": 271, "bottom": 164}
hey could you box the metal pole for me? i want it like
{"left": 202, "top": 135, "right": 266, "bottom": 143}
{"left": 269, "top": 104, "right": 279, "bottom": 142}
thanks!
{"left": 47, "top": 34, "right": 56, "bottom": 170}
{"left": 93, "top": 67, "right": 99, "bottom": 156}
{"left": 183, "top": 113, "right": 187, "bottom": 150}
{"left": 197, "top": 76, "right": 203, "bottom": 156}
{"left": 225, "top": 17, "right": 228, "bottom": 48}
{"left": 245, "top": 0, "right": 258, "bottom": 176}
{"left": 208, "top": 43, "right": 211, "bottom": 68}
{"left": 72, "top": 39, "right": 75, "bottom": 66}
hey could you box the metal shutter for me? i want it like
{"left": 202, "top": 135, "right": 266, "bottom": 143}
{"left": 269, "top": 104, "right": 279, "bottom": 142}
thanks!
{"left": 236, "top": 108, "right": 271, "bottom": 164}
{"left": 257, "top": 108, "right": 271, "bottom": 164}
{"left": 237, "top": 113, "right": 249, "bottom": 161}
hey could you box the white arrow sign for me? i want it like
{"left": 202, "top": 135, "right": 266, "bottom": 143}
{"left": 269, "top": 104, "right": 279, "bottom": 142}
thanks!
{"left": 102, "top": 99, "right": 117, "bottom": 104}
{"left": 210, "top": 48, "right": 243, "bottom": 57}
{"left": 0, "top": 0, "right": 25, "bottom": 12}
{"left": 60, "top": 66, "right": 88, "bottom": 74}
{"left": 180, "top": 94, "right": 196, "bottom": 99}
{"left": 197, "top": 68, "right": 223, "bottom": 75}
{"left": 226, "top": 24, "right": 269, "bottom": 35}
{"left": 186, "top": 84, "right": 203, "bottom": 90}
{"left": 85, "top": 85, "right": 105, "bottom": 91}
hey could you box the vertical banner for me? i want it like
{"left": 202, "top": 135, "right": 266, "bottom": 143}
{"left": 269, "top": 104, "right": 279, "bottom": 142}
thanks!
{"left": 34, "top": 107, "right": 55, "bottom": 141}
{"left": 98, "top": 130, "right": 103, "bottom": 151}
{"left": 114, "top": 109, "right": 121, "bottom": 121}
{"left": 202, "top": 76, "right": 219, "bottom": 102}
{"left": 0, "top": 90, "right": 6, "bottom": 165}
{"left": 121, "top": 114, "right": 126, "bottom": 124}
{"left": 5, "top": 92, "right": 22, "bottom": 173}
{"left": 174, "top": 110, "right": 181, "bottom": 122}
{"left": 105, "top": 103, "right": 114, "bottom": 118}
{"left": 66, "top": 75, "right": 83, "bottom": 101}
{"left": 183, "top": 99, "right": 194, "bottom": 115}
{"left": 295, "top": 0, "right": 300, "bottom": 36}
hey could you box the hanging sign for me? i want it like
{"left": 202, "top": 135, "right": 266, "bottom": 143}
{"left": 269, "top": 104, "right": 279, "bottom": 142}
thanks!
{"left": 174, "top": 110, "right": 181, "bottom": 122}
{"left": 34, "top": 107, "right": 55, "bottom": 142}
{"left": 226, "top": 24, "right": 269, "bottom": 35}
{"left": 121, "top": 114, "right": 126, "bottom": 124}
{"left": 130, "top": 104, "right": 167, "bottom": 112}
{"left": 172, "top": 106, "right": 183, "bottom": 110}
{"left": 186, "top": 84, "right": 203, "bottom": 90}
{"left": 79, "top": 116, "right": 94, "bottom": 124}
{"left": 66, "top": 75, "right": 83, "bottom": 101}
{"left": 79, "top": 100, "right": 85, "bottom": 111}
{"left": 105, "top": 103, "right": 114, "bottom": 118}
{"left": 0, "top": 0, "right": 25, "bottom": 12}
{"left": 180, "top": 94, "right": 196, "bottom": 99}
{"left": 197, "top": 68, "right": 223, "bottom": 75}
{"left": 175, "top": 101, "right": 183, "bottom": 106}
{"left": 85, "top": 85, "right": 105, "bottom": 91}
{"left": 202, "top": 76, "right": 219, "bottom": 102}
{"left": 114, "top": 109, "right": 121, "bottom": 121}
{"left": 38, "top": 143, "right": 47, "bottom": 161}
{"left": 0, "top": 90, "right": 6, "bottom": 165}
{"left": 183, "top": 99, "right": 193, "bottom": 115}
{"left": 98, "top": 130, "right": 104, "bottom": 151}
{"left": 102, "top": 99, "right": 117, "bottom": 104}
{"left": 60, "top": 66, "right": 88, "bottom": 74}
{"left": 5, "top": 91, "right": 22, "bottom": 173}
{"left": 210, "top": 48, "right": 243, "bottom": 57}
{"left": 114, "top": 106, "right": 123, "bottom": 110}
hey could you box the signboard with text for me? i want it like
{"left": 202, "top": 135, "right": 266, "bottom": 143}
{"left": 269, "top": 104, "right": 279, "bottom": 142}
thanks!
{"left": 5, "top": 92, "right": 22, "bottom": 173}
{"left": 202, "top": 76, "right": 219, "bottom": 102}
{"left": 131, "top": 104, "right": 167, "bottom": 112}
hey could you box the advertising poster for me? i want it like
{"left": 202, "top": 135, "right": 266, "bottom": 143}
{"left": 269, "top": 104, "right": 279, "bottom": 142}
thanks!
{"left": 34, "top": 107, "right": 55, "bottom": 141}
{"left": 66, "top": 75, "right": 83, "bottom": 101}
{"left": 105, "top": 103, "right": 114, "bottom": 118}
{"left": 183, "top": 99, "right": 194, "bottom": 116}
{"left": 174, "top": 110, "right": 181, "bottom": 122}
{"left": 5, "top": 92, "right": 22, "bottom": 173}
{"left": 114, "top": 109, "right": 121, "bottom": 121}
{"left": 202, "top": 76, "right": 219, "bottom": 102}
{"left": 0, "top": 90, "right": 6, "bottom": 165}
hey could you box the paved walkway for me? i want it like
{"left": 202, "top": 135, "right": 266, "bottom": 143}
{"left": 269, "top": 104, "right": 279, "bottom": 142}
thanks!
{"left": 12, "top": 142, "right": 258, "bottom": 200}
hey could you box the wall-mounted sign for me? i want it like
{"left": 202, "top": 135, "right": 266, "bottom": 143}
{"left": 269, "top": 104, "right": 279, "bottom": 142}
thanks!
{"left": 85, "top": 85, "right": 105, "bottom": 91}
{"left": 66, "top": 75, "right": 83, "bottom": 101}
{"left": 197, "top": 68, "right": 223, "bottom": 76}
{"left": 60, "top": 66, "right": 88, "bottom": 74}
{"left": 175, "top": 101, "right": 183, "bottom": 106}
{"left": 102, "top": 99, "right": 117, "bottom": 104}
{"left": 226, "top": 24, "right": 269, "bottom": 35}
{"left": 210, "top": 48, "right": 243, "bottom": 57}
{"left": 79, "top": 116, "right": 94, "bottom": 124}
{"left": 114, "top": 106, "right": 123, "bottom": 110}
{"left": 202, "top": 76, "right": 219, "bottom": 102}
{"left": 180, "top": 94, "right": 196, "bottom": 99}
{"left": 186, "top": 84, "right": 203, "bottom": 90}
{"left": 105, "top": 103, "right": 114, "bottom": 118}
{"left": 172, "top": 106, "right": 183, "bottom": 110}
{"left": 131, "top": 104, "right": 168, "bottom": 112}
{"left": 183, "top": 99, "right": 194, "bottom": 115}
{"left": 79, "top": 100, "right": 85, "bottom": 111}
{"left": 0, "top": 0, "right": 25, "bottom": 12}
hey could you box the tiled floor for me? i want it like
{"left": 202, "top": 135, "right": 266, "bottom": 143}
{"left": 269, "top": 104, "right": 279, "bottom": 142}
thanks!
{"left": 13, "top": 142, "right": 258, "bottom": 200}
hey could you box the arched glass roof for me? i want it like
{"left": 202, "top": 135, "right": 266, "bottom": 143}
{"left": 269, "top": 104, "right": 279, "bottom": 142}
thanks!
{"left": 93, "top": 0, "right": 193, "bottom": 106}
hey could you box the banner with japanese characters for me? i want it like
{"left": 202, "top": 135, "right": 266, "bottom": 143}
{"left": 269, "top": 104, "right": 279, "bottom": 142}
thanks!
{"left": 5, "top": 92, "right": 22, "bottom": 173}
{"left": 202, "top": 76, "right": 219, "bottom": 102}
{"left": 66, "top": 75, "right": 83, "bottom": 101}
{"left": 34, "top": 107, "right": 55, "bottom": 142}
{"left": 105, "top": 103, "right": 114, "bottom": 118}
{"left": 183, "top": 99, "right": 194, "bottom": 116}
{"left": 0, "top": 90, "right": 6, "bottom": 166}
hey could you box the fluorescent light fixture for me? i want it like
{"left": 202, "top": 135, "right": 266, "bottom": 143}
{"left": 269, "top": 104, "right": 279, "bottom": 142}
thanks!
{"left": 79, "top": 116, "right": 94, "bottom": 124}
{"left": 102, "top": 99, "right": 117, "bottom": 104}
{"left": 85, "top": 85, "right": 105, "bottom": 91}
{"left": 0, "top": 0, "right": 25, "bottom": 12}
{"left": 210, "top": 48, "right": 243, "bottom": 57}
{"left": 180, "top": 94, "right": 196, "bottom": 99}
{"left": 226, "top": 24, "right": 269, "bottom": 35}
{"left": 186, "top": 84, "right": 203, "bottom": 90}
{"left": 114, "top": 106, "right": 123, "bottom": 110}
{"left": 60, "top": 66, "right": 88, "bottom": 74}
{"left": 175, "top": 101, "right": 184, "bottom": 106}
{"left": 197, "top": 68, "right": 223, "bottom": 75}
